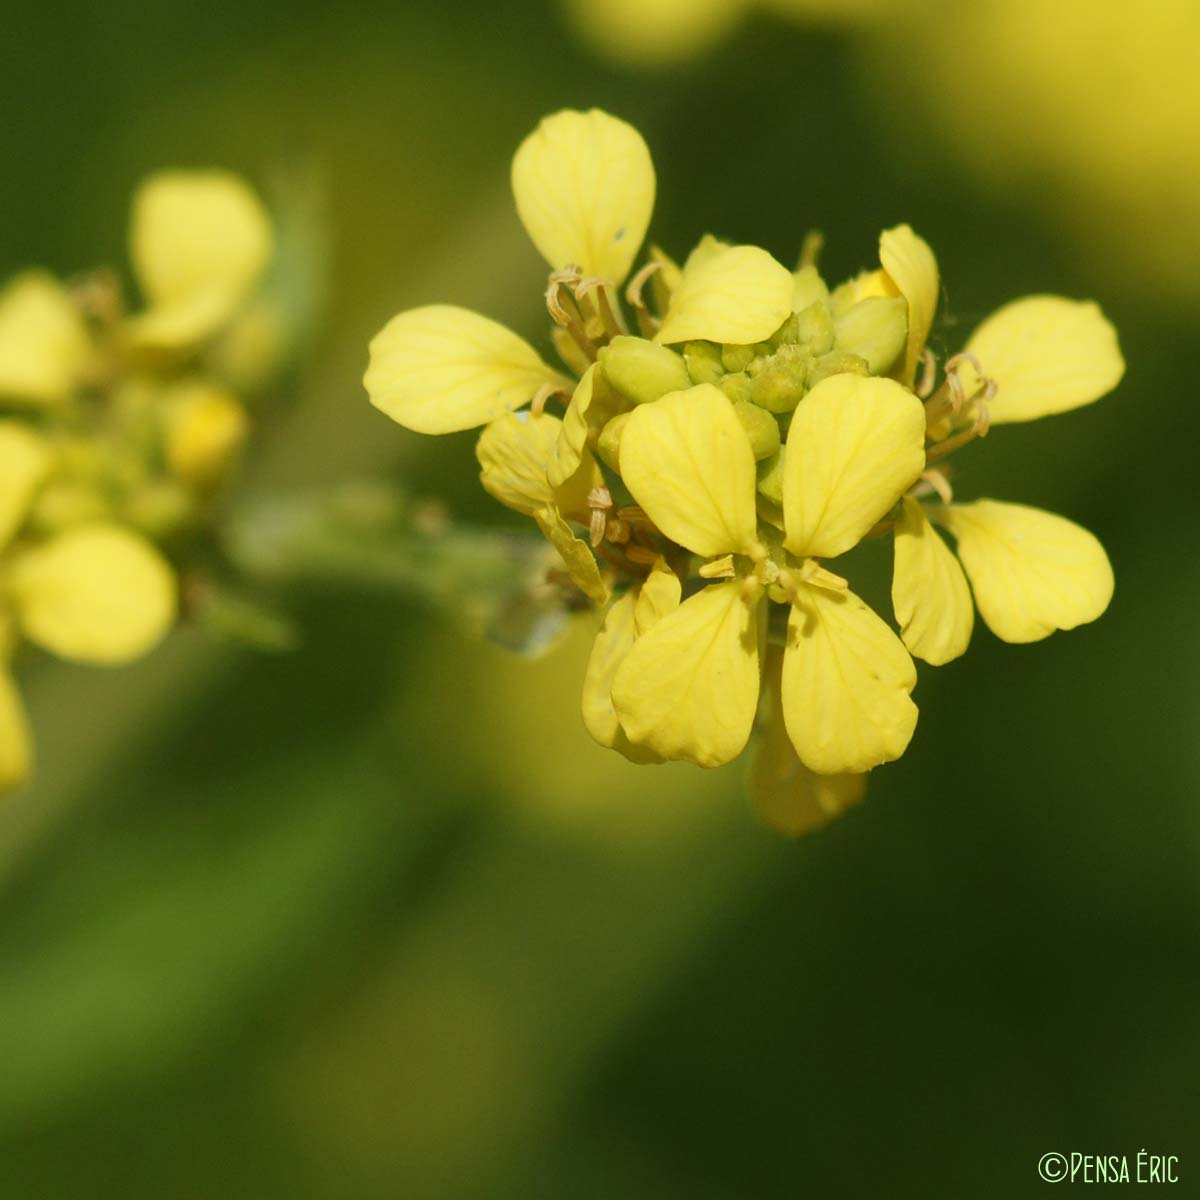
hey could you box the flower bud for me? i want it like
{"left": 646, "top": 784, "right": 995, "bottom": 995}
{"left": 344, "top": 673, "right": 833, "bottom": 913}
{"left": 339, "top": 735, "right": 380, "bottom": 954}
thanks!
{"left": 600, "top": 335, "right": 690, "bottom": 406}
{"left": 806, "top": 351, "right": 869, "bottom": 388}
{"left": 791, "top": 264, "right": 829, "bottom": 313}
{"left": 721, "top": 344, "right": 756, "bottom": 373}
{"left": 833, "top": 295, "right": 907, "bottom": 375}
{"left": 794, "top": 301, "right": 834, "bottom": 356}
{"left": 597, "top": 412, "right": 630, "bottom": 472}
{"left": 733, "top": 400, "right": 780, "bottom": 461}
{"left": 747, "top": 344, "right": 808, "bottom": 413}
{"left": 718, "top": 371, "right": 752, "bottom": 405}
{"left": 756, "top": 447, "right": 785, "bottom": 505}
{"left": 683, "top": 340, "right": 724, "bottom": 385}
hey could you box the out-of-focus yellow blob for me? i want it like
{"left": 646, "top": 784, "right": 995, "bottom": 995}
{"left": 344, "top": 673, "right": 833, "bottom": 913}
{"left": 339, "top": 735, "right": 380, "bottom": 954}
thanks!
{"left": 9, "top": 524, "right": 176, "bottom": 665}
{"left": 963, "top": 296, "right": 1124, "bottom": 424}
{"left": 511, "top": 108, "right": 655, "bottom": 284}
{"left": 891, "top": 496, "right": 973, "bottom": 665}
{"left": 612, "top": 580, "right": 761, "bottom": 768}
{"left": 0, "top": 422, "right": 51, "bottom": 548}
{"left": 782, "top": 583, "right": 917, "bottom": 776}
{"left": 127, "top": 170, "right": 272, "bottom": 350}
{"left": 164, "top": 381, "right": 250, "bottom": 485}
{"left": 365, "top": 305, "right": 563, "bottom": 435}
{"left": 782, "top": 374, "right": 925, "bottom": 560}
{"left": 619, "top": 384, "right": 759, "bottom": 558}
{"left": 0, "top": 272, "right": 92, "bottom": 406}
{"left": 941, "top": 500, "right": 1113, "bottom": 644}
{"left": 656, "top": 243, "right": 793, "bottom": 347}
{"left": 0, "top": 668, "right": 32, "bottom": 794}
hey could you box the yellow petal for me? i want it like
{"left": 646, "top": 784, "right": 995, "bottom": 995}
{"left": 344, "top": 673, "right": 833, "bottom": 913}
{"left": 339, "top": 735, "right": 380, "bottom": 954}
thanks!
{"left": 612, "top": 581, "right": 761, "bottom": 768}
{"left": 365, "top": 305, "right": 563, "bottom": 435}
{"left": 963, "top": 296, "right": 1124, "bottom": 423}
{"left": 783, "top": 584, "right": 917, "bottom": 775}
{"left": 533, "top": 507, "right": 608, "bottom": 605}
{"left": 656, "top": 244, "right": 793, "bottom": 346}
{"left": 940, "top": 500, "right": 1113, "bottom": 643}
{"left": 749, "top": 651, "right": 865, "bottom": 836}
{"left": 0, "top": 668, "right": 32, "bottom": 794}
{"left": 891, "top": 496, "right": 973, "bottom": 665}
{"left": 619, "top": 383, "right": 758, "bottom": 557}
{"left": 477, "top": 411, "right": 598, "bottom": 518}
{"left": 128, "top": 171, "right": 272, "bottom": 348}
{"left": 547, "top": 363, "right": 622, "bottom": 488}
{"left": 511, "top": 109, "right": 655, "bottom": 283}
{"left": 634, "top": 556, "right": 682, "bottom": 634}
{"left": 782, "top": 374, "right": 926, "bottom": 559}
{"left": 0, "top": 272, "right": 92, "bottom": 406}
{"left": 580, "top": 592, "right": 663, "bottom": 763}
{"left": 565, "top": 0, "right": 744, "bottom": 67}
{"left": 792, "top": 263, "right": 830, "bottom": 312}
{"left": 0, "top": 422, "right": 51, "bottom": 549}
{"left": 9, "top": 524, "right": 177, "bottom": 664}
{"left": 879, "top": 224, "right": 938, "bottom": 386}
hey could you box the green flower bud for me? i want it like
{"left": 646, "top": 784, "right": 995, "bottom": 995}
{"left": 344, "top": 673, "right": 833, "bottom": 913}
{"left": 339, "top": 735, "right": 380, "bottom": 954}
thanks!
{"left": 769, "top": 313, "right": 800, "bottom": 348}
{"left": 833, "top": 295, "right": 908, "bottom": 375}
{"left": 597, "top": 412, "right": 631, "bottom": 472}
{"left": 599, "top": 335, "right": 691, "bottom": 406}
{"left": 684, "top": 340, "right": 725, "bottom": 385}
{"left": 794, "top": 301, "right": 835, "bottom": 356}
{"left": 807, "top": 351, "right": 870, "bottom": 387}
{"left": 721, "top": 344, "right": 756, "bottom": 373}
{"left": 718, "top": 371, "right": 753, "bottom": 405}
{"left": 746, "top": 344, "right": 808, "bottom": 413}
{"left": 756, "top": 446, "right": 785, "bottom": 506}
{"left": 733, "top": 400, "right": 781, "bottom": 461}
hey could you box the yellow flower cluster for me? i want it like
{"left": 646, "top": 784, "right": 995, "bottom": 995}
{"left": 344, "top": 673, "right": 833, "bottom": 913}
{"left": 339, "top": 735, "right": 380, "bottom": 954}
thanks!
{"left": 0, "top": 171, "right": 274, "bottom": 793}
{"left": 365, "top": 110, "right": 1122, "bottom": 831}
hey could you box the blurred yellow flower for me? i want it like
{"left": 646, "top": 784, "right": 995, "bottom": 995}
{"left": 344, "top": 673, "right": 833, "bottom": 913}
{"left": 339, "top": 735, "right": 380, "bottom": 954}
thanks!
{"left": 0, "top": 272, "right": 93, "bottom": 407}
{"left": 365, "top": 108, "right": 1122, "bottom": 833}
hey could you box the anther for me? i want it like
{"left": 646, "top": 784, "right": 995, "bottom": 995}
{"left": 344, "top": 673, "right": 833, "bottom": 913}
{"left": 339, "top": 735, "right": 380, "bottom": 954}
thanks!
{"left": 916, "top": 348, "right": 937, "bottom": 399}
{"left": 625, "top": 261, "right": 663, "bottom": 339}
{"left": 699, "top": 555, "right": 736, "bottom": 579}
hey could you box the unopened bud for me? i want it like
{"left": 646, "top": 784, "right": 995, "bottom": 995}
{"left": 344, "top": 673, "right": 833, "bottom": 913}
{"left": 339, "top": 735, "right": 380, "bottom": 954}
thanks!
{"left": 165, "top": 382, "right": 250, "bottom": 485}
{"left": 721, "top": 344, "right": 756, "bottom": 373}
{"left": 599, "top": 335, "right": 690, "bottom": 406}
{"left": 807, "top": 351, "right": 870, "bottom": 388}
{"left": 792, "top": 264, "right": 830, "bottom": 312}
{"left": 683, "top": 340, "right": 724, "bottom": 385}
{"left": 756, "top": 447, "right": 785, "bottom": 505}
{"left": 718, "top": 371, "right": 752, "bottom": 405}
{"left": 597, "top": 412, "right": 630, "bottom": 472}
{"left": 834, "top": 295, "right": 907, "bottom": 375}
{"left": 747, "top": 344, "right": 808, "bottom": 413}
{"left": 794, "top": 301, "right": 834, "bottom": 356}
{"left": 733, "top": 400, "right": 780, "bottom": 461}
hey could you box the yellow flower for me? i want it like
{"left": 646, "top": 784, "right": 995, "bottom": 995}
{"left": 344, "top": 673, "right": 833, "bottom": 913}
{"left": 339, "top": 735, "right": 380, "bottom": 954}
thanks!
{"left": 0, "top": 421, "right": 177, "bottom": 793}
{"left": 882, "top": 228, "right": 1122, "bottom": 663}
{"left": 364, "top": 108, "right": 1123, "bottom": 831}
{"left": 601, "top": 376, "right": 924, "bottom": 772}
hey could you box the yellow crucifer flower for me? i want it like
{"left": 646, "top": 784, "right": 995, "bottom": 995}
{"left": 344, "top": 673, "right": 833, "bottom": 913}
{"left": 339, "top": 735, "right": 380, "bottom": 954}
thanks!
{"left": 364, "top": 107, "right": 1123, "bottom": 834}
{"left": 881, "top": 229, "right": 1122, "bottom": 662}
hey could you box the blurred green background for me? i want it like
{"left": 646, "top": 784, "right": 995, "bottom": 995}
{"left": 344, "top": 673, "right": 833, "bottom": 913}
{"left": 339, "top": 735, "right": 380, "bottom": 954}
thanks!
{"left": 3, "top": 2, "right": 1197, "bottom": 1195}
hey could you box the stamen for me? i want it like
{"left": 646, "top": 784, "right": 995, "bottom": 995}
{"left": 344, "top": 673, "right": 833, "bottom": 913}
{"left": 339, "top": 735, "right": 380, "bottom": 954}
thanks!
{"left": 545, "top": 269, "right": 597, "bottom": 363}
{"left": 624, "top": 542, "right": 661, "bottom": 566}
{"left": 589, "top": 508, "right": 607, "bottom": 547}
{"left": 915, "top": 467, "right": 954, "bottom": 504}
{"left": 574, "top": 276, "right": 626, "bottom": 340}
{"left": 699, "top": 555, "right": 736, "bottom": 579}
{"left": 625, "top": 261, "right": 663, "bottom": 338}
{"left": 588, "top": 485, "right": 613, "bottom": 510}
{"left": 925, "top": 394, "right": 991, "bottom": 464}
{"left": 916, "top": 348, "right": 937, "bottom": 400}
{"left": 530, "top": 380, "right": 568, "bottom": 417}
